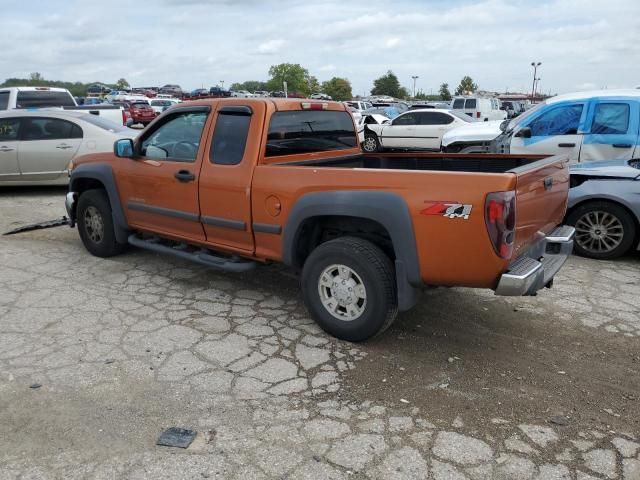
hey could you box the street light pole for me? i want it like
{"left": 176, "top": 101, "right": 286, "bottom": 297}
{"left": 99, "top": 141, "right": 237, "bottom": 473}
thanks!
{"left": 220, "top": 80, "right": 225, "bottom": 89}
{"left": 533, "top": 77, "right": 541, "bottom": 99}
{"left": 530, "top": 62, "right": 541, "bottom": 102}
{"left": 411, "top": 75, "right": 419, "bottom": 98}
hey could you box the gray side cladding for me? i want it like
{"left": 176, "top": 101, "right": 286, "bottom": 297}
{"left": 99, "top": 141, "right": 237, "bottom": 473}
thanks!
{"left": 70, "top": 163, "right": 129, "bottom": 243}
{"left": 282, "top": 190, "right": 422, "bottom": 286}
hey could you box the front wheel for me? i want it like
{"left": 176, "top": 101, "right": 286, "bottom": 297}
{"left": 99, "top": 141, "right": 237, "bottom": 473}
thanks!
{"left": 77, "top": 189, "right": 125, "bottom": 258}
{"left": 362, "top": 134, "right": 381, "bottom": 153}
{"left": 566, "top": 201, "right": 636, "bottom": 260}
{"left": 301, "top": 237, "right": 398, "bottom": 342}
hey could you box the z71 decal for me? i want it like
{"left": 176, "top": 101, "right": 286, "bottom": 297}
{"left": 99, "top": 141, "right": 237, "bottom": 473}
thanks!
{"left": 420, "top": 202, "right": 473, "bottom": 220}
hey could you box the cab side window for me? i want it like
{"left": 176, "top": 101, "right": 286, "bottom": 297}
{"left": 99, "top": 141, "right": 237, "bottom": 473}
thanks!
{"left": 0, "top": 118, "right": 20, "bottom": 141}
{"left": 591, "top": 103, "right": 629, "bottom": 135}
{"left": 140, "top": 111, "right": 207, "bottom": 162}
{"left": 529, "top": 104, "right": 583, "bottom": 136}
{"left": 210, "top": 108, "right": 251, "bottom": 166}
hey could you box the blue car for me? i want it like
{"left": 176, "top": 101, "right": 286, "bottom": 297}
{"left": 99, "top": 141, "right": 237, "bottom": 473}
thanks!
{"left": 567, "top": 158, "right": 640, "bottom": 259}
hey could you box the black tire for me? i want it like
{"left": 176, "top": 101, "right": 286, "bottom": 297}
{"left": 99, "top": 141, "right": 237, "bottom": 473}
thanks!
{"left": 566, "top": 201, "right": 636, "bottom": 260}
{"left": 301, "top": 236, "right": 397, "bottom": 342}
{"left": 77, "top": 189, "right": 125, "bottom": 258}
{"left": 362, "top": 134, "right": 381, "bottom": 153}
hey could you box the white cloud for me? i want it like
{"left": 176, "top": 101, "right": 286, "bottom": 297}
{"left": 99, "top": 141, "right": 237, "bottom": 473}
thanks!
{"left": 257, "top": 39, "right": 285, "bottom": 54}
{"left": 2, "top": 0, "right": 639, "bottom": 96}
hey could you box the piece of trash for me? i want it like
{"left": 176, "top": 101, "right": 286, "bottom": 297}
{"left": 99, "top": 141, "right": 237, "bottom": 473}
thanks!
{"left": 3, "top": 217, "right": 68, "bottom": 236}
{"left": 156, "top": 427, "right": 197, "bottom": 448}
{"left": 447, "top": 357, "right": 455, "bottom": 363}
{"left": 400, "top": 398, "right": 410, "bottom": 404}
{"left": 603, "top": 408, "right": 620, "bottom": 418}
{"left": 29, "top": 383, "right": 42, "bottom": 389}
{"left": 557, "top": 371, "right": 566, "bottom": 375}
{"left": 104, "top": 359, "right": 115, "bottom": 364}
{"left": 550, "top": 415, "right": 570, "bottom": 426}
{"left": 439, "top": 383, "right": 449, "bottom": 389}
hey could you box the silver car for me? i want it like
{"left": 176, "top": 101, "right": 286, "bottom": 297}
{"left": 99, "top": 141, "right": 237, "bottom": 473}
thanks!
{"left": 566, "top": 159, "right": 640, "bottom": 259}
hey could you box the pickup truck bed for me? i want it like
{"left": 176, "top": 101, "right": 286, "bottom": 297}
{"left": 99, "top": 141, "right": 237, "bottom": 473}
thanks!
{"left": 66, "top": 98, "right": 574, "bottom": 341}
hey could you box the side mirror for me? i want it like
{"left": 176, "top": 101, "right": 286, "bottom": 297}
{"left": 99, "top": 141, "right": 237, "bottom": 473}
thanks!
{"left": 114, "top": 138, "right": 134, "bottom": 158}
{"left": 515, "top": 127, "right": 532, "bottom": 138}
{"left": 499, "top": 120, "right": 509, "bottom": 132}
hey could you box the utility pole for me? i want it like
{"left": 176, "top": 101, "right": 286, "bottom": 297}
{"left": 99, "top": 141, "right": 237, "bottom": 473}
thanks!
{"left": 530, "top": 62, "right": 541, "bottom": 102}
{"left": 411, "top": 76, "right": 419, "bottom": 98}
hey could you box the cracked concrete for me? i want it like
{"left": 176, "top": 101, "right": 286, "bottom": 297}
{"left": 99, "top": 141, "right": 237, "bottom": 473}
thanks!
{"left": 0, "top": 188, "right": 639, "bottom": 479}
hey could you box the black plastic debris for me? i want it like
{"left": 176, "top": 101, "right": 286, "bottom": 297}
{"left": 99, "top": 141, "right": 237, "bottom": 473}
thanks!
{"left": 156, "top": 427, "right": 197, "bottom": 448}
{"left": 3, "top": 217, "right": 69, "bottom": 236}
{"left": 29, "top": 383, "right": 42, "bottom": 389}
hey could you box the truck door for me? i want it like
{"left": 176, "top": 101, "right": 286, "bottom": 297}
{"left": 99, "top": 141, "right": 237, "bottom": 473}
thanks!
{"left": 117, "top": 106, "right": 210, "bottom": 242}
{"left": 510, "top": 102, "right": 586, "bottom": 163}
{"left": 198, "top": 103, "right": 265, "bottom": 253}
{"left": 580, "top": 100, "right": 639, "bottom": 162}
{"left": 0, "top": 117, "right": 20, "bottom": 181}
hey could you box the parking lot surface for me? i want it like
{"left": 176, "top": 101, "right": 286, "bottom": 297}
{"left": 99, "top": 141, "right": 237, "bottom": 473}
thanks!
{"left": 1, "top": 188, "right": 639, "bottom": 480}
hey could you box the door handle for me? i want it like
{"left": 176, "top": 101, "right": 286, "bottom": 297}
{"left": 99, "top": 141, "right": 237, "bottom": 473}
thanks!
{"left": 0, "top": 146, "right": 15, "bottom": 152}
{"left": 558, "top": 143, "right": 576, "bottom": 147}
{"left": 56, "top": 144, "right": 73, "bottom": 150}
{"left": 612, "top": 144, "right": 632, "bottom": 148}
{"left": 174, "top": 170, "right": 195, "bottom": 182}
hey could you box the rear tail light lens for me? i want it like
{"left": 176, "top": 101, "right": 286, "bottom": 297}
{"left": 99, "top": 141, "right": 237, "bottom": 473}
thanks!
{"left": 476, "top": 111, "right": 481, "bottom": 118}
{"left": 485, "top": 191, "right": 516, "bottom": 259}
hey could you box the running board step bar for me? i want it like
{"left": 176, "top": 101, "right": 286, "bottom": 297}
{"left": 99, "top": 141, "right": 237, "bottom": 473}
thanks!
{"left": 128, "top": 234, "right": 256, "bottom": 273}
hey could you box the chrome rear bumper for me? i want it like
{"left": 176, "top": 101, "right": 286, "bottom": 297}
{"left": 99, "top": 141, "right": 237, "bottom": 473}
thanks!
{"left": 495, "top": 225, "right": 575, "bottom": 296}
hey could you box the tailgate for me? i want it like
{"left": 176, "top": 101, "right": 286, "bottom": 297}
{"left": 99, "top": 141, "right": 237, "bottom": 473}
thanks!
{"left": 511, "top": 154, "right": 570, "bottom": 258}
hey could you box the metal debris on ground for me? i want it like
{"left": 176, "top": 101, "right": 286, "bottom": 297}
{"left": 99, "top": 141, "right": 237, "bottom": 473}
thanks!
{"left": 3, "top": 217, "right": 69, "bottom": 236}
{"left": 156, "top": 427, "right": 197, "bottom": 448}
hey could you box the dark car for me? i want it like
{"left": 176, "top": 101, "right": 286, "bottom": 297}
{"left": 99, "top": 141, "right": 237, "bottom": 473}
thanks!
{"left": 87, "top": 83, "right": 111, "bottom": 95}
{"left": 189, "top": 88, "right": 210, "bottom": 98}
{"left": 270, "top": 91, "right": 286, "bottom": 98}
{"left": 159, "top": 84, "right": 183, "bottom": 98}
{"left": 208, "top": 86, "right": 231, "bottom": 98}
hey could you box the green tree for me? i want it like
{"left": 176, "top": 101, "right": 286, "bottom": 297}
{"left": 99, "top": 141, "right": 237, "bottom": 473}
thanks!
{"left": 230, "top": 80, "right": 268, "bottom": 92}
{"left": 306, "top": 75, "right": 320, "bottom": 94}
{"left": 115, "top": 78, "right": 130, "bottom": 90}
{"left": 454, "top": 76, "right": 478, "bottom": 95}
{"left": 371, "top": 71, "right": 408, "bottom": 99}
{"left": 29, "top": 72, "right": 44, "bottom": 82}
{"left": 266, "top": 63, "right": 310, "bottom": 95}
{"left": 321, "top": 77, "right": 353, "bottom": 101}
{"left": 439, "top": 83, "right": 452, "bottom": 101}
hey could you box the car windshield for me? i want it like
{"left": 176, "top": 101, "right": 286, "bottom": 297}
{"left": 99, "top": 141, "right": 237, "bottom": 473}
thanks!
{"left": 449, "top": 110, "right": 477, "bottom": 122}
{"left": 80, "top": 114, "right": 129, "bottom": 133}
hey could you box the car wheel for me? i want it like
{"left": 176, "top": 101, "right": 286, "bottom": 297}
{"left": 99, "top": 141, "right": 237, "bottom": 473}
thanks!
{"left": 301, "top": 237, "right": 397, "bottom": 342}
{"left": 77, "top": 189, "right": 125, "bottom": 258}
{"left": 362, "top": 134, "right": 381, "bottom": 153}
{"left": 566, "top": 201, "right": 636, "bottom": 260}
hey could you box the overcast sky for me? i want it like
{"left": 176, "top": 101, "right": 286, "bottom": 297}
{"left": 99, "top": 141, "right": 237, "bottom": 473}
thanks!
{"left": 2, "top": 0, "right": 639, "bottom": 96}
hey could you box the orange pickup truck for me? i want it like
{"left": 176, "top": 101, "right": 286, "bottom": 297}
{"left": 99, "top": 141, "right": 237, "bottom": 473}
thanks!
{"left": 65, "top": 98, "right": 575, "bottom": 341}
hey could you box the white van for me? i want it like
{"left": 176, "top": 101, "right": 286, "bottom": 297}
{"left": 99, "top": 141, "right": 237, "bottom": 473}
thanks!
{"left": 442, "top": 89, "right": 640, "bottom": 163}
{"left": 451, "top": 96, "right": 506, "bottom": 122}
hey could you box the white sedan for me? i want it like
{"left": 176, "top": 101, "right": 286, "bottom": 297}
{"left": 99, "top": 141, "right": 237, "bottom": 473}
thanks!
{"left": 149, "top": 98, "right": 180, "bottom": 115}
{"left": 0, "top": 110, "right": 137, "bottom": 186}
{"left": 361, "top": 108, "right": 477, "bottom": 153}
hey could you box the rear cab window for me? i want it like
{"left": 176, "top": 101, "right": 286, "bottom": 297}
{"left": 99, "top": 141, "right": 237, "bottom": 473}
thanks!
{"left": 266, "top": 110, "right": 356, "bottom": 157}
{"left": 16, "top": 90, "right": 76, "bottom": 108}
{"left": 0, "top": 91, "right": 9, "bottom": 110}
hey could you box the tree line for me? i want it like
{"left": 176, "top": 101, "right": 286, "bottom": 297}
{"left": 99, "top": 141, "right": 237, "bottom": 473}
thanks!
{"left": 1, "top": 68, "right": 480, "bottom": 102}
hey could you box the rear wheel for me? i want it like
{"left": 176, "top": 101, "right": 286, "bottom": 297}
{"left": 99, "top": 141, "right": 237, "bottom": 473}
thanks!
{"left": 77, "top": 189, "right": 125, "bottom": 258}
{"left": 362, "top": 134, "right": 381, "bottom": 153}
{"left": 566, "top": 201, "right": 636, "bottom": 260}
{"left": 301, "top": 237, "right": 397, "bottom": 342}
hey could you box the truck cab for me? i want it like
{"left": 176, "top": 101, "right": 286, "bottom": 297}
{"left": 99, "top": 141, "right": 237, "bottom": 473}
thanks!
{"left": 443, "top": 89, "right": 640, "bottom": 163}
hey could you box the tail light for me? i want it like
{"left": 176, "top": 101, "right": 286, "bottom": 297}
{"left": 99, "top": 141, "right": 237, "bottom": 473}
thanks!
{"left": 122, "top": 109, "right": 131, "bottom": 125}
{"left": 476, "top": 111, "right": 481, "bottom": 118}
{"left": 485, "top": 191, "right": 516, "bottom": 259}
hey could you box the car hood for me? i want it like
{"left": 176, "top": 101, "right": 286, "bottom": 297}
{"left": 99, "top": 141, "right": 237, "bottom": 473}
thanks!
{"left": 441, "top": 120, "right": 502, "bottom": 146}
{"left": 570, "top": 159, "right": 640, "bottom": 179}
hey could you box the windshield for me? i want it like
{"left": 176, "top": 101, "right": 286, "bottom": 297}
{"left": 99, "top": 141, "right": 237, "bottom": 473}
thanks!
{"left": 507, "top": 101, "right": 547, "bottom": 131}
{"left": 449, "top": 110, "right": 477, "bottom": 123}
{"left": 80, "top": 114, "right": 129, "bottom": 133}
